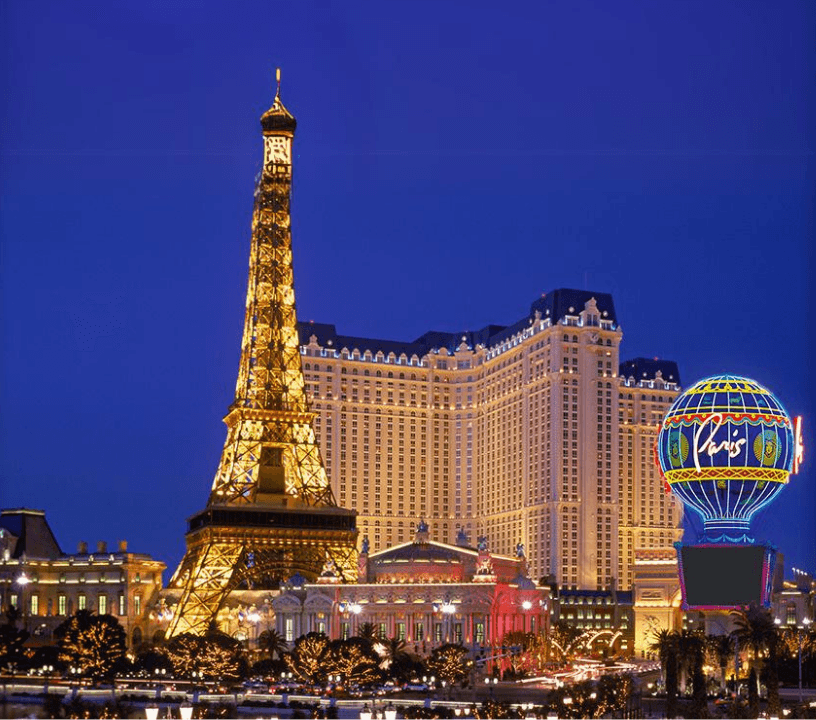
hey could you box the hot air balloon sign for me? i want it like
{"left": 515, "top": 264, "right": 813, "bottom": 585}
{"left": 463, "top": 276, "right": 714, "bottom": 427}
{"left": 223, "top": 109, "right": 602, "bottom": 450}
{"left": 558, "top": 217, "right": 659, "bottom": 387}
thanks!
{"left": 656, "top": 374, "right": 803, "bottom": 542}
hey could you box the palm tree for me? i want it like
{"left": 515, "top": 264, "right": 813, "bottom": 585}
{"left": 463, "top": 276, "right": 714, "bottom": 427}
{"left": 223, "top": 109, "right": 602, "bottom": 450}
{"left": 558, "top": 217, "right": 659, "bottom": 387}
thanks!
{"left": 382, "top": 637, "right": 408, "bottom": 665}
{"left": 765, "top": 629, "right": 781, "bottom": 718}
{"left": 731, "top": 605, "right": 777, "bottom": 700}
{"left": 649, "top": 629, "right": 679, "bottom": 719}
{"left": 676, "top": 629, "right": 699, "bottom": 693}
{"left": 678, "top": 631, "right": 709, "bottom": 718}
{"left": 3, "top": 606, "right": 22, "bottom": 628}
{"left": 258, "top": 628, "right": 288, "bottom": 661}
{"left": 356, "top": 622, "right": 378, "bottom": 645}
{"left": 747, "top": 666, "right": 759, "bottom": 718}
{"left": 706, "top": 633, "right": 733, "bottom": 694}
{"left": 381, "top": 636, "right": 423, "bottom": 684}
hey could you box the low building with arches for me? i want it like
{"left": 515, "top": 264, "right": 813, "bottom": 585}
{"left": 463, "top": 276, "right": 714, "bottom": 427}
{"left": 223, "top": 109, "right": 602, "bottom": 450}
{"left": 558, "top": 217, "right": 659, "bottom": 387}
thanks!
{"left": 271, "top": 523, "right": 550, "bottom": 671}
{"left": 631, "top": 548, "right": 683, "bottom": 657}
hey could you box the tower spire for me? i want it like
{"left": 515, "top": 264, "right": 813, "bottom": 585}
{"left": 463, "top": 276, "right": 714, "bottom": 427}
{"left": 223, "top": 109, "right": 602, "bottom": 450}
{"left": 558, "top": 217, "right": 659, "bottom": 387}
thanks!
{"left": 275, "top": 67, "right": 281, "bottom": 100}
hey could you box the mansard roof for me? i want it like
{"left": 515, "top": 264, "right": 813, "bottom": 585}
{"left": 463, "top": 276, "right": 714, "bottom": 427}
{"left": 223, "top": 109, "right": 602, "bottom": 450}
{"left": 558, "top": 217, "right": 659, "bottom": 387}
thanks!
{"left": 619, "top": 357, "right": 681, "bottom": 386}
{"left": 529, "top": 288, "right": 617, "bottom": 326}
{"left": 0, "top": 508, "right": 62, "bottom": 559}
{"left": 297, "top": 288, "right": 619, "bottom": 357}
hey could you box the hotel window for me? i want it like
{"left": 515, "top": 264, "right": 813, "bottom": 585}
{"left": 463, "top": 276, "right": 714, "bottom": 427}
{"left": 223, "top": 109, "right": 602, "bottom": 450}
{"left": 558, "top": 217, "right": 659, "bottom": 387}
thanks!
{"left": 341, "top": 622, "right": 350, "bottom": 640}
{"left": 475, "top": 621, "right": 485, "bottom": 645}
{"left": 378, "top": 623, "right": 387, "bottom": 639}
{"left": 454, "top": 623, "right": 463, "bottom": 644}
{"left": 134, "top": 595, "right": 141, "bottom": 616}
{"left": 396, "top": 622, "right": 406, "bottom": 641}
{"left": 414, "top": 623, "right": 424, "bottom": 641}
{"left": 98, "top": 595, "right": 107, "bottom": 615}
{"left": 786, "top": 604, "right": 797, "bottom": 625}
{"left": 435, "top": 623, "right": 443, "bottom": 642}
{"left": 318, "top": 621, "right": 326, "bottom": 634}
{"left": 58, "top": 594, "right": 67, "bottom": 616}
{"left": 118, "top": 593, "right": 126, "bottom": 615}
{"left": 285, "top": 618, "right": 294, "bottom": 642}
{"left": 78, "top": 594, "right": 86, "bottom": 611}
{"left": 30, "top": 595, "right": 39, "bottom": 616}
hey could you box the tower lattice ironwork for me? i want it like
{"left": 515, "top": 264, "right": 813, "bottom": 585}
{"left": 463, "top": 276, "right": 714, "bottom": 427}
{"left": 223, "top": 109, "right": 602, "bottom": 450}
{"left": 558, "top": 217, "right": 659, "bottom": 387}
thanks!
{"left": 166, "top": 73, "right": 357, "bottom": 638}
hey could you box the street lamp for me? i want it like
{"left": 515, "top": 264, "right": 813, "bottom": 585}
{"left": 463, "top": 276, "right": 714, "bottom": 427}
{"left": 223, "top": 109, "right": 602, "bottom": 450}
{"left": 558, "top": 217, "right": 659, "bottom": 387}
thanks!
{"left": 433, "top": 597, "right": 456, "bottom": 643}
{"left": 238, "top": 606, "right": 262, "bottom": 651}
{"left": 339, "top": 600, "right": 362, "bottom": 638}
{"left": 15, "top": 573, "right": 30, "bottom": 632}
{"left": 484, "top": 675, "right": 497, "bottom": 701}
{"left": 776, "top": 616, "right": 812, "bottom": 704}
{"left": 799, "top": 618, "right": 812, "bottom": 705}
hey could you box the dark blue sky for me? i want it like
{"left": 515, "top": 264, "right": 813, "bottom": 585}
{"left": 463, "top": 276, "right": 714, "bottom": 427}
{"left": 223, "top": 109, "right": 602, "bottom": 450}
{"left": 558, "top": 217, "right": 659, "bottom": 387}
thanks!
{"left": 2, "top": 1, "right": 813, "bottom": 580}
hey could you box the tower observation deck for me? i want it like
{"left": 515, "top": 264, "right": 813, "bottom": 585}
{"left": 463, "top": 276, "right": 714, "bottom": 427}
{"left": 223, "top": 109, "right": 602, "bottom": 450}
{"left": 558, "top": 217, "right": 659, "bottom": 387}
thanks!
{"left": 166, "top": 73, "right": 358, "bottom": 638}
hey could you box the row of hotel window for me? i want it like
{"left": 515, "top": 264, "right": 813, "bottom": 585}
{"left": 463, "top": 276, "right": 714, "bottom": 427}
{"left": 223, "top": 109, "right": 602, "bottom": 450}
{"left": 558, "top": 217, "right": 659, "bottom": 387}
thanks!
{"left": 12, "top": 593, "right": 140, "bottom": 617}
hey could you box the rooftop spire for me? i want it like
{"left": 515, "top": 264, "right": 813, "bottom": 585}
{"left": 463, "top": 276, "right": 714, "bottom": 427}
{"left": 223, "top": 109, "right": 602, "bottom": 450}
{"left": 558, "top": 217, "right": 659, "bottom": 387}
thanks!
{"left": 261, "top": 66, "right": 296, "bottom": 134}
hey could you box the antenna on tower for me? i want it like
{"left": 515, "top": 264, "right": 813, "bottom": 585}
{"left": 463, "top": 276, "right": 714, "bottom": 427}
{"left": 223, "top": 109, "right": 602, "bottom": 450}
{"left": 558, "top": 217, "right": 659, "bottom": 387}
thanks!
{"left": 275, "top": 67, "right": 281, "bottom": 100}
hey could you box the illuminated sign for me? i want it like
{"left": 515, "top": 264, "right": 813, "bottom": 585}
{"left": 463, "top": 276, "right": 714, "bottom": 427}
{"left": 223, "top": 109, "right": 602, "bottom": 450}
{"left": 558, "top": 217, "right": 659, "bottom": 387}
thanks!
{"left": 656, "top": 374, "right": 798, "bottom": 540}
{"left": 793, "top": 415, "right": 804, "bottom": 474}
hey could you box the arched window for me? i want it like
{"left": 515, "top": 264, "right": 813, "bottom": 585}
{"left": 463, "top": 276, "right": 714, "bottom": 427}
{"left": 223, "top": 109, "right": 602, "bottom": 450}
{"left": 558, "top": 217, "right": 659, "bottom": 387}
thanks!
{"left": 132, "top": 626, "right": 143, "bottom": 648}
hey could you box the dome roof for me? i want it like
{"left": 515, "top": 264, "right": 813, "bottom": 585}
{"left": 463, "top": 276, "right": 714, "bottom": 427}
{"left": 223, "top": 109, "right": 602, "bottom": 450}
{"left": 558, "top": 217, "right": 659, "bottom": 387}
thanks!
{"left": 261, "top": 95, "right": 296, "bottom": 134}
{"left": 372, "top": 541, "right": 469, "bottom": 565}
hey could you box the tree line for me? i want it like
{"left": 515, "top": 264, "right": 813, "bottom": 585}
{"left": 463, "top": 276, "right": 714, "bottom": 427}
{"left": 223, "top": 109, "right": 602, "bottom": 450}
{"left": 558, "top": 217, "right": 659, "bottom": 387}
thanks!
{"left": 649, "top": 605, "right": 815, "bottom": 719}
{"left": 0, "top": 610, "right": 473, "bottom": 690}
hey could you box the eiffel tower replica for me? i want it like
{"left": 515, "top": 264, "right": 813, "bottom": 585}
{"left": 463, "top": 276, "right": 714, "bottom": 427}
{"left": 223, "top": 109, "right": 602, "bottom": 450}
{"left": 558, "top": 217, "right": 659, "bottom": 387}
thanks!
{"left": 166, "top": 72, "right": 357, "bottom": 638}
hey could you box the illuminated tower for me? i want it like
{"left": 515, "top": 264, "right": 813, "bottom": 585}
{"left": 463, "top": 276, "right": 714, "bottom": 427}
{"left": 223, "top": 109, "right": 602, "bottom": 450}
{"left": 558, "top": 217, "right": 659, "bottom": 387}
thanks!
{"left": 166, "top": 72, "right": 357, "bottom": 638}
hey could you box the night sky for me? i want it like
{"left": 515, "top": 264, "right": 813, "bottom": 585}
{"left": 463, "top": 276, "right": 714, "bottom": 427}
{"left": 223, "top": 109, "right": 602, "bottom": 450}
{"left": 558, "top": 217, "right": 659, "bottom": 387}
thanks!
{"left": 2, "top": 1, "right": 813, "bottom": 581}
